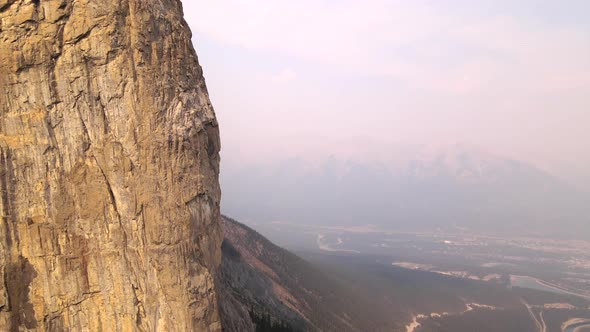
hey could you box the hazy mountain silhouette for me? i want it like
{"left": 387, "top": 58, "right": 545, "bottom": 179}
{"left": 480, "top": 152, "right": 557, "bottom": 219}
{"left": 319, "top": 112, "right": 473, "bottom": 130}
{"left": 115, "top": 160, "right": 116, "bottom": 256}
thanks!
{"left": 221, "top": 146, "right": 589, "bottom": 239}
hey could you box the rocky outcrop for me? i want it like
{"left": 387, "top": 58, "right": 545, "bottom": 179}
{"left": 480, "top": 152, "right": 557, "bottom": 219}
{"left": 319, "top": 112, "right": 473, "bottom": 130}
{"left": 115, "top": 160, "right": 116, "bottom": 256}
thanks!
{"left": 0, "top": 0, "right": 222, "bottom": 331}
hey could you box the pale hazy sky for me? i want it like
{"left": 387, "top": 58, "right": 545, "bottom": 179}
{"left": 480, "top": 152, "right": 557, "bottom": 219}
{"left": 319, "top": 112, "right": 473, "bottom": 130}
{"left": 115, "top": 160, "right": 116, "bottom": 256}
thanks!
{"left": 182, "top": 1, "right": 590, "bottom": 189}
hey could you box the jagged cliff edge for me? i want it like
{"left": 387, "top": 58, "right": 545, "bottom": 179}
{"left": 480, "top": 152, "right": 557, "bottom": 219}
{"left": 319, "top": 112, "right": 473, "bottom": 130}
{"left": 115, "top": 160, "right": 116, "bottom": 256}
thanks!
{"left": 0, "top": 0, "right": 222, "bottom": 330}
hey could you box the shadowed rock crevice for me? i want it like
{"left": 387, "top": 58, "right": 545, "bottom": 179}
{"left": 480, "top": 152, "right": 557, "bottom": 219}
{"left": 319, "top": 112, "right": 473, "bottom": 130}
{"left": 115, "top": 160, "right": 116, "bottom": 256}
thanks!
{"left": 5, "top": 256, "right": 37, "bottom": 332}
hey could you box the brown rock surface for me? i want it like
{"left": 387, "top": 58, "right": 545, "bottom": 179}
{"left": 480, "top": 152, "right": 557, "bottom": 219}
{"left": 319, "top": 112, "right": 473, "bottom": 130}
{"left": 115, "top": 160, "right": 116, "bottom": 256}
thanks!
{"left": 0, "top": 0, "right": 222, "bottom": 331}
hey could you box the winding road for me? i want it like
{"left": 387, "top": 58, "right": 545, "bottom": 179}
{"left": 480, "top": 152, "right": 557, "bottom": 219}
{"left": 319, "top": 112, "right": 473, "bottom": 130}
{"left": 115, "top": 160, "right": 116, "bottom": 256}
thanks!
{"left": 522, "top": 299, "right": 546, "bottom": 332}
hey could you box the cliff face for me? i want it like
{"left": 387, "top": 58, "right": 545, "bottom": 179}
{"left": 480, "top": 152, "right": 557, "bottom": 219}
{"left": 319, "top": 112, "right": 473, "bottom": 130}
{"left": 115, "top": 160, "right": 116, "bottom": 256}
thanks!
{"left": 0, "top": 0, "right": 222, "bottom": 331}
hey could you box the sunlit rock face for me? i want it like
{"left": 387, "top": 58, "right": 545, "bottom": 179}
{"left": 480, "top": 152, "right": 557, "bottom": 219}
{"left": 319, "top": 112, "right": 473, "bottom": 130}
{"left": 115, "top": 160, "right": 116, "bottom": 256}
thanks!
{"left": 0, "top": 0, "right": 222, "bottom": 330}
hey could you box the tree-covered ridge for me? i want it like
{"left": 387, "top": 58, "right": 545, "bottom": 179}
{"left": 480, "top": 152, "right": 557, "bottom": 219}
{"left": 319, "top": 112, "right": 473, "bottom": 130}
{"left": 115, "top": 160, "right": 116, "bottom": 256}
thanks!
{"left": 249, "top": 309, "right": 298, "bottom": 332}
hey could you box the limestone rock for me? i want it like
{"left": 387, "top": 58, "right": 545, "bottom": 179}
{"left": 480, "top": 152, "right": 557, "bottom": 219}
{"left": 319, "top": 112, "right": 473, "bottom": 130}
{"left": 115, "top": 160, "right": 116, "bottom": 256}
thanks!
{"left": 0, "top": 0, "right": 222, "bottom": 330}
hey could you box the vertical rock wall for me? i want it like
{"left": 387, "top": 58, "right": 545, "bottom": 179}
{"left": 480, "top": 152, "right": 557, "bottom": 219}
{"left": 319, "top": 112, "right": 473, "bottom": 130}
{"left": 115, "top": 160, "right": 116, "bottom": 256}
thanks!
{"left": 0, "top": 0, "right": 222, "bottom": 330}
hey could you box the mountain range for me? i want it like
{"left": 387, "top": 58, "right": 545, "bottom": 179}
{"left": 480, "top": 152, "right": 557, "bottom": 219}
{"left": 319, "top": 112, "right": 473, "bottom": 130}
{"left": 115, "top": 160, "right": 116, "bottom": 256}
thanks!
{"left": 221, "top": 147, "right": 589, "bottom": 239}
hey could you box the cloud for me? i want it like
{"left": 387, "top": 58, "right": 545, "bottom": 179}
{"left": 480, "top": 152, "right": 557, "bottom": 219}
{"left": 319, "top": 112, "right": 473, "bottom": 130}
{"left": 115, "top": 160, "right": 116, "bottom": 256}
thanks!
{"left": 183, "top": 1, "right": 590, "bottom": 99}
{"left": 181, "top": 1, "right": 590, "bottom": 190}
{"left": 271, "top": 68, "right": 297, "bottom": 82}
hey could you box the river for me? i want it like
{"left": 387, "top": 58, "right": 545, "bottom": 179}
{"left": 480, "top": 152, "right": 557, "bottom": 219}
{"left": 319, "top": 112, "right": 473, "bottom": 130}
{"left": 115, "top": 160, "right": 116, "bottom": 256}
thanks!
{"left": 565, "top": 321, "right": 590, "bottom": 332}
{"left": 510, "top": 275, "right": 590, "bottom": 300}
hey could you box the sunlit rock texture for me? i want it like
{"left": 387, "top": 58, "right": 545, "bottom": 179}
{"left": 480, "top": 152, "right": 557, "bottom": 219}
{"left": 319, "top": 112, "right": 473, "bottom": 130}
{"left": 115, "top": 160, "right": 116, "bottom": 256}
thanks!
{"left": 0, "top": 0, "right": 222, "bottom": 330}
